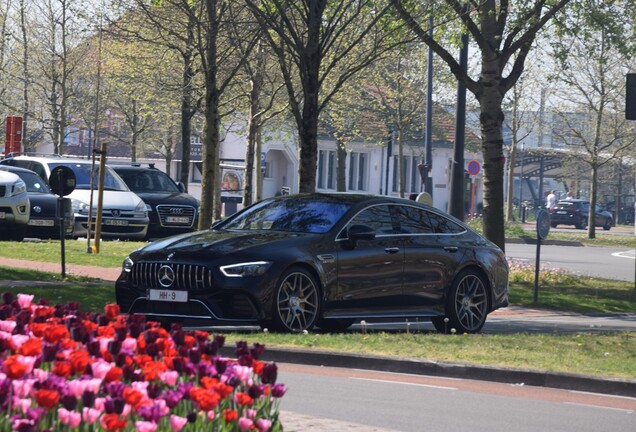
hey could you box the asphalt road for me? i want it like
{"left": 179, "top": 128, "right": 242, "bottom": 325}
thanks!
{"left": 277, "top": 364, "right": 636, "bottom": 432}
{"left": 505, "top": 242, "right": 635, "bottom": 282}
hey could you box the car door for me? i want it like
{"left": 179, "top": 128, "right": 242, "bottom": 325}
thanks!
{"left": 396, "top": 205, "right": 466, "bottom": 309}
{"left": 334, "top": 204, "right": 404, "bottom": 312}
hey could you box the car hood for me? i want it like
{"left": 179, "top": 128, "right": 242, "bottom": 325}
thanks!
{"left": 134, "top": 229, "right": 315, "bottom": 261}
{"left": 69, "top": 189, "right": 143, "bottom": 209}
{"left": 134, "top": 192, "right": 199, "bottom": 207}
{"left": 27, "top": 193, "right": 58, "bottom": 214}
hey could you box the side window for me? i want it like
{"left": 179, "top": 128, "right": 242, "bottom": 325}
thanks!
{"left": 427, "top": 212, "right": 465, "bottom": 234}
{"left": 348, "top": 205, "right": 395, "bottom": 235}
{"left": 394, "top": 205, "right": 433, "bottom": 234}
{"left": 31, "top": 163, "right": 48, "bottom": 183}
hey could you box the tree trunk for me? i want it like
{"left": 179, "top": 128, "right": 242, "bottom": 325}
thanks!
{"left": 199, "top": 0, "right": 220, "bottom": 229}
{"left": 506, "top": 143, "right": 517, "bottom": 222}
{"left": 179, "top": 49, "right": 195, "bottom": 192}
{"left": 336, "top": 139, "right": 347, "bottom": 192}
{"left": 478, "top": 93, "right": 506, "bottom": 251}
{"left": 588, "top": 165, "right": 598, "bottom": 239}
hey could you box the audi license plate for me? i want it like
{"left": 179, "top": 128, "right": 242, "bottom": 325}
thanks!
{"left": 28, "top": 219, "right": 54, "bottom": 226}
{"left": 166, "top": 216, "right": 190, "bottom": 224}
{"left": 556, "top": 211, "right": 567, "bottom": 214}
{"left": 105, "top": 219, "right": 129, "bottom": 226}
{"left": 148, "top": 289, "right": 188, "bottom": 303}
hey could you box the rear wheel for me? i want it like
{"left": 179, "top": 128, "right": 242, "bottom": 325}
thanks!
{"left": 603, "top": 219, "right": 612, "bottom": 231}
{"left": 437, "top": 269, "right": 489, "bottom": 334}
{"left": 270, "top": 267, "right": 320, "bottom": 333}
{"left": 576, "top": 217, "right": 587, "bottom": 229}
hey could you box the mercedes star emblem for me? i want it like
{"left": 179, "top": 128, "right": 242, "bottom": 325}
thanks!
{"left": 158, "top": 265, "right": 175, "bottom": 288}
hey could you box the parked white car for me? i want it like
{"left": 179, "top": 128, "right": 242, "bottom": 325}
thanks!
{"left": 0, "top": 155, "right": 149, "bottom": 240}
{"left": 0, "top": 170, "right": 30, "bottom": 241}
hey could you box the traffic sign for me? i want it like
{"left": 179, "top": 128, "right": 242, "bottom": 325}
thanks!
{"left": 467, "top": 160, "right": 480, "bottom": 176}
{"left": 49, "top": 166, "right": 76, "bottom": 197}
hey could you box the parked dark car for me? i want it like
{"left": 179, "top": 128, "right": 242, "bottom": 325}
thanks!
{"left": 550, "top": 199, "right": 613, "bottom": 230}
{"left": 0, "top": 165, "right": 74, "bottom": 239}
{"left": 112, "top": 164, "right": 199, "bottom": 239}
{"left": 116, "top": 193, "right": 509, "bottom": 334}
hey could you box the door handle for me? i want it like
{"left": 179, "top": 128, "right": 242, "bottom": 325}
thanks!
{"left": 444, "top": 246, "right": 459, "bottom": 253}
{"left": 385, "top": 247, "right": 400, "bottom": 254}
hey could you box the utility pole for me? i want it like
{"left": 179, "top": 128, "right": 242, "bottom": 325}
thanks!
{"left": 448, "top": 5, "right": 469, "bottom": 221}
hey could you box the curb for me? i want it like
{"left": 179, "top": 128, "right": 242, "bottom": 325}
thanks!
{"left": 506, "top": 237, "right": 584, "bottom": 246}
{"left": 221, "top": 346, "right": 636, "bottom": 398}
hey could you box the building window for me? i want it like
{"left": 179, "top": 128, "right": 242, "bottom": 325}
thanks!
{"left": 392, "top": 155, "right": 423, "bottom": 194}
{"left": 348, "top": 152, "right": 368, "bottom": 191}
{"left": 317, "top": 150, "right": 337, "bottom": 190}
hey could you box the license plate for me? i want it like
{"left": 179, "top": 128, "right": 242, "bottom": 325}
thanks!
{"left": 148, "top": 289, "right": 188, "bottom": 303}
{"left": 166, "top": 216, "right": 190, "bottom": 224}
{"left": 28, "top": 219, "right": 55, "bottom": 226}
{"left": 104, "top": 219, "right": 129, "bottom": 226}
{"left": 556, "top": 211, "right": 567, "bottom": 214}
{"left": 0, "top": 212, "right": 5, "bottom": 219}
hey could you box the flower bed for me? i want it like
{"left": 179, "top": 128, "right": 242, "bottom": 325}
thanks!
{"left": 0, "top": 293, "right": 285, "bottom": 431}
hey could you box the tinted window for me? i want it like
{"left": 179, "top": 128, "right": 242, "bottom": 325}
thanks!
{"left": 48, "top": 163, "right": 129, "bottom": 191}
{"left": 348, "top": 205, "right": 395, "bottom": 235}
{"left": 15, "top": 172, "right": 50, "bottom": 193}
{"left": 427, "top": 212, "right": 465, "bottom": 234}
{"left": 117, "top": 170, "right": 180, "bottom": 193}
{"left": 395, "top": 205, "right": 433, "bottom": 234}
{"left": 223, "top": 197, "right": 351, "bottom": 233}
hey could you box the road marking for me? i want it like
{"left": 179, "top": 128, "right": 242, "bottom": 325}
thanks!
{"left": 351, "top": 377, "right": 457, "bottom": 390}
{"left": 611, "top": 249, "right": 635, "bottom": 260}
{"left": 564, "top": 402, "right": 634, "bottom": 414}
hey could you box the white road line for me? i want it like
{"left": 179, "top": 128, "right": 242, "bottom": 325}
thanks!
{"left": 351, "top": 377, "right": 457, "bottom": 390}
{"left": 563, "top": 402, "right": 634, "bottom": 414}
{"left": 611, "top": 249, "right": 636, "bottom": 260}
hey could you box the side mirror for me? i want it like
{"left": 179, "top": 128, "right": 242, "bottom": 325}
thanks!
{"left": 341, "top": 224, "right": 375, "bottom": 250}
{"left": 347, "top": 224, "right": 376, "bottom": 240}
{"left": 177, "top": 182, "right": 186, "bottom": 193}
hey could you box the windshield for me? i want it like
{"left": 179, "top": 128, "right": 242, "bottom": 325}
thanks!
{"left": 16, "top": 171, "right": 51, "bottom": 193}
{"left": 116, "top": 170, "right": 180, "bottom": 193}
{"left": 48, "top": 163, "right": 129, "bottom": 191}
{"left": 222, "top": 196, "right": 351, "bottom": 234}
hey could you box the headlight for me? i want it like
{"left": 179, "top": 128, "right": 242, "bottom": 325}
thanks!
{"left": 11, "top": 179, "right": 26, "bottom": 196}
{"left": 220, "top": 261, "right": 272, "bottom": 277}
{"left": 122, "top": 256, "right": 134, "bottom": 272}
{"left": 135, "top": 200, "right": 148, "bottom": 212}
{"left": 70, "top": 198, "right": 90, "bottom": 214}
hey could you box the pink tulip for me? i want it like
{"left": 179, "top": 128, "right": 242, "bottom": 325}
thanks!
{"left": 135, "top": 420, "right": 158, "bottom": 432}
{"left": 12, "top": 378, "right": 36, "bottom": 398}
{"left": 10, "top": 334, "right": 29, "bottom": 350}
{"left": 159, "top": 370, "right": 179, "bottom": 387}
{"left": 239, "top": 417, "right": 254, "bottom": 432}
{"left": 170, "top": 415, "right": 188, "bottom": 432}
{"left": 256, "top": 418, "right": 272, "bottom": 432}
{"left": 0, "top": 320, "right": 16, "bottom": 333}
{"left": 17, "top": 293, "right": 34, "bottom": 308}
{"left": 82, "top": 407, "right": 101, "bottom": 424}
{"left": 122, "top": 337, "right": 137, "bottom": 352}
{"left": 91, "top": 359, "right": 112, "bottom": 380}
{"left": 58, "top": 408, "right": 81, "bottom": 428}
{"left": 15, "top": 398, "right": 31, "bottom": 413}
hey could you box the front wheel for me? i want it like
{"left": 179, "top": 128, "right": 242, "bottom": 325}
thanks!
{"left": 439, "top": 270, "right": 489, "bottom": 334}
{"left": 603, "top": 219, "right": 612, "bottom": 231}
{"left": 270, "top": 267, "right": 320, "bottom": 333}
{"left": 576, "top": 217, "right": 587, "bottom": 229}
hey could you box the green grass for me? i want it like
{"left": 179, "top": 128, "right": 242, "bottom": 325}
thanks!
{"left": 0, "top": 239, "right": 146, "bottom": 268}
{"left": 222, "top": 331, "right": 635, "bottom": 379}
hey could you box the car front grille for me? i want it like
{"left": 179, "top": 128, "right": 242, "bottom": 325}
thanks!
{"left": 157, "top": 205, "right": 196, "bottom": 227}
{"left": 130, "top": 262, "right": 213, "bottom": 291}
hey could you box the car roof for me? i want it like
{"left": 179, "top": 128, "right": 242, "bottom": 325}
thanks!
{"left": 3, "top": 154, "right": 92, "bottom": 164}
{"left": 0, "top": 165, "right": 40, "bottom": 176}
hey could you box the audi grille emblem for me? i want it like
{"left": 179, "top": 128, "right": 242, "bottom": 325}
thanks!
{"left": 169, "top": 207, "right": 184, "bottom": 214}
{"left": 111, "top": 209, "right": 121, "bottom": 217}
{"left": 158, "top": 265, "right": 175, "bottom": 288}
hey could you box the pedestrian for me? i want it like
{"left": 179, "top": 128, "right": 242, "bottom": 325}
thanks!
{"left": 546, "top": 189, "right": 557, "bottom": 211}
{"left": 565, "top": 191, "right": 573, "bottom": 200}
